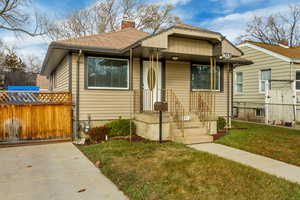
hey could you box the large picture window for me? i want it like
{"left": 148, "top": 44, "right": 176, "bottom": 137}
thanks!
{"left": 87, "top": 57, "right": 129, "bottom": 89}
{"left": 260, "top": 69, "right": 271, "bottom": 93}
{"left": 192, "top": 64, "right": 220, "bottom": 90}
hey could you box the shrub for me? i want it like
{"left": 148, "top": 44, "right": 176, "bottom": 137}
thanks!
{"left": 217, "top": 117, "right": 227, "bottom": 131}
{"left": 105, "top": 119, "right": 136, "bottom": 137}
{"left": 87, "top": 126, "right": 110, "bottom": 144}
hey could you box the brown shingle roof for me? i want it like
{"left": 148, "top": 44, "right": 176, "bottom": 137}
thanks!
{"left": 175, "top": 23, "right": 216, "bottom": 33}
{"left": 55, "top": 28, "right": 150, "bottom": 50}
{"left": 243, "top": 41, "right": 300, "bottom": 60}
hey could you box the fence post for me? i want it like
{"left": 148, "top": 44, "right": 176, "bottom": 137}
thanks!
{"left": 265, "top": 80, "right": 269, "bottom": 124}
{"left": 292, "top": 80, "right": 297, "bottom": 126}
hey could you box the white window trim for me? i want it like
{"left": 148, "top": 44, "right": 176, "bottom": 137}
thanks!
{"left": 259, "top": 69, "right": 272, "bottom": 94}
{"left": 295, "top": 70, "right": 300, "bottom": 92}
{"left": 86, "top": 56, "right": 130, "bottom": 90}
{"left": 191, "top": 64, "right": 221, "bottom": 92}
{"left": 234, "top": 72, "right": 243, "bottom": 94}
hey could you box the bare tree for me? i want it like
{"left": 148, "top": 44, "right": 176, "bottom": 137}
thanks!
{"left": 238, "top": 4, "right": 300, "bottom": 47}
{"left": 44, "top": 0, "right": 181, "bottom": 40}
{"left": 135, "top": 4, "right": 181, "bottom": 34}
{"left": 0, "top": 0, "right": 45, "bottom": 36}
{"left": 25, "top": 54, "right": 41, "bottom": 73}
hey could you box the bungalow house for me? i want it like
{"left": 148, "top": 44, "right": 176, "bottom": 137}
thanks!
{"left": 234, "top": 41, "right": 300, "bottom": 124}
{"left": 41, "top": 21, "right": 250, "bottom": 144}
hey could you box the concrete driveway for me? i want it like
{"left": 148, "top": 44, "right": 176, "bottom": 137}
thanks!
{"left": 0, "top": 142, "right": 127, "bottom": 200}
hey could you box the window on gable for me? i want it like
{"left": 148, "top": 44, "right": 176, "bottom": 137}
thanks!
{"left": 260, "top": 69, "right": 271, "bottom": 93}
{"left": 191, "top": 64, "right": 220, "bottom": 90}
{"left": 87, "top": 57, "right": 129, "bottom": 89}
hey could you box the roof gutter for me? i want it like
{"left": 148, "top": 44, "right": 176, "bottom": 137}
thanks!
{"left": 41, "top": 42, "right": 127, "bottom": 75}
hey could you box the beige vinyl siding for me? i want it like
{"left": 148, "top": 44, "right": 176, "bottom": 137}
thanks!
{"left": 72, "top": 54, "right": 140, "bottom": 121}
{"left": 53, "top": 56, "right": 69, "bottom": 91}
{"left": 166, "top": 37, "right": 213, "bottom": 56}
{"left": 166, "top": 61, "right": 231, "bottom": 117}
{"left": 234, "top": 46, "right": 291, "bottom": 103}
{"left": 166, "top": 61, "right": 191, "bottom": 110}
{"left": 215, "top": 64, "right": 232, "bottom": 117}
{"left": 141, "top": 27, "right": 222, "bottom": 49}
{"left": 71, "top": 53, "right": 231, "bottom": 121}
{"left": 222, "top": 39, "right": 242, "bottom": 57}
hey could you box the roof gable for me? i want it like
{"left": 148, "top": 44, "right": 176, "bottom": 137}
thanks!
{"left": 140, "top": 24, "right": 242, "bottom": 57}
{"left": 238, "top": 41, "right": 300, "bottom": 63}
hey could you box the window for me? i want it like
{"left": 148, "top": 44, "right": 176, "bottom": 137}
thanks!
{"left": 87, "top": 57, "right": 129, "bottom": 89}
{"left": 256, "top": 108, "right": 265, "bottom": 117}
{"left": 192, "top": 64, "right": 220, "bottom": 90}
{"left": 235, "top": 72, "right": 243, "bottom": 93}
{"left": 296, "top": 71, "right": 300, "bottom": 90}
{"left": 260, "top": 69, "right": 271, "bottom": 93}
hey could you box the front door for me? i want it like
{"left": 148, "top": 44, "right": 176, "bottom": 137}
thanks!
{"left": 143, "top": 61, "right": 162, "bottom": 111}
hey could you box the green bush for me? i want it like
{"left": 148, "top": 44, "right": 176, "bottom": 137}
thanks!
{"left": 87, "top": 126, "right": 110, "bottom": 144}
{"left": 217, "top": 117, "right": 227, "bottom": 131}
{"left": 105, "top": 119, "right": 136, "bottom": 137}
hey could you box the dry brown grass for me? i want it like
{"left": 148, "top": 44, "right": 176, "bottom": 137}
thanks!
{"left": 78, "top": 141, "right": 300, "bottom": 200}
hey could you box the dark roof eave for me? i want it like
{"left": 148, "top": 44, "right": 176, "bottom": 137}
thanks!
{"left": 219, "top": 59, "right": 253, "bottom": 65}
{"left": 41, "top": 42, "right": 128, "bottom": 75}
{"left": 50, "top": 41, "right": 124, "bottom": 53}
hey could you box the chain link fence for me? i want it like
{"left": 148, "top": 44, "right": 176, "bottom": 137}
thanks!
{"left": 233, "top": 101, "right": 299, "bottom": 126}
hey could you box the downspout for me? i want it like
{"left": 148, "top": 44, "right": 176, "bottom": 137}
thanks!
{"left": 129, "top": 48, "right": 133, "bottom": 143}
{"left": 231, "top": 64, "right": 235, "bottom": 124}
{"left": 75, "top": 49, "right": 82, "bottom": 140}
{"left": 227, "top": 63, "right": 230, "bottom": 129}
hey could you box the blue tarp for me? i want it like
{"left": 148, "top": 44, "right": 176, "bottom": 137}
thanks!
{"left": 7, "top": 86, "right": 40, "bottom": 91}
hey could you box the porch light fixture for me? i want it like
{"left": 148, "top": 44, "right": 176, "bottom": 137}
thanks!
{"left": 171, "top": 56, "right": 179, "bottom": 61}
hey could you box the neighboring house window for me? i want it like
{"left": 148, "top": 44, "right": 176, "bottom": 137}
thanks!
{"left": 260, "top": 69, "right": 271, "bottom": 93}
{"left": 87, "top": 57, "right": 129, "bottom": 89}
{"left": 256, "top": 108, "right": 265, "bottom": 117}
{"left": 296, "top": 70, "right": 300, "bottom": 90}
{"left": 192, "top": 64, "right": 220, "bottom": 90}
{"left": 235, "top": 72, "right": 243, "bottom": 93}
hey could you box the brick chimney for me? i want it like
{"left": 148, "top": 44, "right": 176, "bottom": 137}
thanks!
{"left": 121, "top": 19, "right": 135, "bottom": 29}
{"left": 278, "top": 40, "right": 289, "bottom": 48}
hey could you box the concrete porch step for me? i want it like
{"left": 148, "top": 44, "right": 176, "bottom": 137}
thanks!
{"left": 172, "top": 126, "right": 208, "bottom": 138}
{"left": 184, "top": 135, "right": 213, "bottom": 144}
{"left": 183, "top": 121, "right": 202, "bottom": 128}
{"left": 174, "top": 135, "right": 213, "bottom": 144}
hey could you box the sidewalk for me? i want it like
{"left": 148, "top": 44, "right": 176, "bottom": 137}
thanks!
{"left": 189, "top": 143, "right": 300, "bottom": 184}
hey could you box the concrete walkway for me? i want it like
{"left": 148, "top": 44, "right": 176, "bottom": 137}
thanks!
{"left": 0, "top": 142, "right": 127, "bottom": 200}
{"left": 190, "top": 143, "right": 300, "bottom": 184}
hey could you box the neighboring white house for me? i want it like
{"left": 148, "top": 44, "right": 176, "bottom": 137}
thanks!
{"left": 234, "top": 40, "right": 300, "bottom": 125}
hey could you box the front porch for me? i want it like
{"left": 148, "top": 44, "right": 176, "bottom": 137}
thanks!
{"left": 125, "top": 26, "right": 247, "bottom": 143}
{"left": 132, "top": 88, "right": 217, "bottom": 144}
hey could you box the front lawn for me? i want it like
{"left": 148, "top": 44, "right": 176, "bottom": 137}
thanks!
{"left": 78, "top": 140, "right": 300, "bottom": 200}
{"left": 216, "top": 121, "right": 300, "bottom": 166}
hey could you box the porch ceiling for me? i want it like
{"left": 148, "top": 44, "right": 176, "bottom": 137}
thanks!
{"left": 131, "top": 46, "right": 252, "bottom": 65}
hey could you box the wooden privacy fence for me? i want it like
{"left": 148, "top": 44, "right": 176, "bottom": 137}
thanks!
{"left": 0, "top": 91, "right": 72, "bottom": 142}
